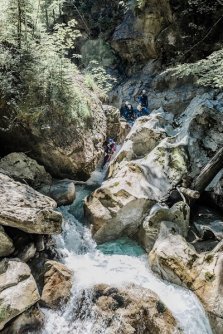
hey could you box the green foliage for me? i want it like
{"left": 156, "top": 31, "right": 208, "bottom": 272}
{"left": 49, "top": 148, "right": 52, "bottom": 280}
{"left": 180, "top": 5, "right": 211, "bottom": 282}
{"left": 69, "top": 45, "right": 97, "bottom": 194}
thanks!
{"left": 167, "top": 48, "right": 223, "bottom": 89}
{"left": 0, "top": 0, "right": 96, "bottom": 129}
{"left": 84, "top": 61, "right": 117, "bottom": 95}
{"left": 81, "top": 39, "right": 116, "bottom": 68}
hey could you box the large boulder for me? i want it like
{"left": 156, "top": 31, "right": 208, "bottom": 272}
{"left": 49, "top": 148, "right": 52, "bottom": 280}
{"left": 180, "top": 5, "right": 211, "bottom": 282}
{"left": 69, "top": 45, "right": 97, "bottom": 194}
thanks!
{"left": 86, "top": 284, "right": 182, "bottom": 333}
{"left": 0, "top": 76, "right": 107, "bottom": 181}
{"left": 0, "top": 173, "right": 62, "bottom": 234}
{"left": 0, "top": 152, "right": 52, "bottom": 189}
{"left": 85, "top": 124, "right": 188, "bottom": 244}
{"left": 176, "top": 94, "right": 223, "bottom": 178}
{"left": 41, "top": 260, "right": 73, "bottom": 309}
{"left": 0, "top": 226, "right": 14, "bottom": 257}
{"left": 109, "top": 111, "right": 169, "bottom": 172}
{"left": 149, "top": 223, "right": 223, "bottom": 334}
{"left": 40, "top": 179, "right": 76, "bottom": 206}
{"left": 111, "top": 0, "right": 173, "bottom": 66}
{"left": 103, "top": 104, "right": 130, "bottom": 143}
{"left": 139, "top": 201, "right": 190, "bottom": 252}
{"left": 0, "top": 259, "right": 40, "bottom": 330}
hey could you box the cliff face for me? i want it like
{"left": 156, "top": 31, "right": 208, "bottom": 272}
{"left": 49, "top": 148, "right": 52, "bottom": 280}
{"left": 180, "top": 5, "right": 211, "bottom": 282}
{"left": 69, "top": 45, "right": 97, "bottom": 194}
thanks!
{"left": 65, "top": 0, "right": 223, "bottom": 69}
{"left": 0, "top": 75, "right": 107, "bottom": 180}
{"left": 1, "top": 0, "right": 222, "bottom": 180}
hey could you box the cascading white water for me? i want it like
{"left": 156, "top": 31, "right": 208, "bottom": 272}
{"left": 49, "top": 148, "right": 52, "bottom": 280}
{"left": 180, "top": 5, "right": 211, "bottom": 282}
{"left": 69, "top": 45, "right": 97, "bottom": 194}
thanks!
{"left": 41, "top": 169, "right": 213, "bottom": 334}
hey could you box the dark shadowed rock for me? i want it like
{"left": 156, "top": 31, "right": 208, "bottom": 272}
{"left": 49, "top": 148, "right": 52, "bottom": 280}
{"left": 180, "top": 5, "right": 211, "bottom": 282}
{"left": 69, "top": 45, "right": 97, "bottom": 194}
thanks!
{"left": 1, "top": 305, "right": 44, "bottom": 334}
{"left": 0, "top": 226, "right": 14, "bottom": 257}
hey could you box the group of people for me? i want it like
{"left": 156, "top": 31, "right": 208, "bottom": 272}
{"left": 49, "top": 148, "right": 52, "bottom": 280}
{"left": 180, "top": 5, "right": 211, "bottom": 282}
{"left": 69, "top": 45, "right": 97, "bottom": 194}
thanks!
{"left": 120, "top": 90, "right": 150, "bottom": 125}
{"left": 102, "top": 90, "right": 150, "bottom": 168}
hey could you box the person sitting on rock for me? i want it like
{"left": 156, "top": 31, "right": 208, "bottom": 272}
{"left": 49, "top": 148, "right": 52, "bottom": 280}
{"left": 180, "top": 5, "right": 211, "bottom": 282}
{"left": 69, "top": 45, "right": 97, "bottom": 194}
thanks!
{"left": 120, "top": 101, "right": 129, "bottom": 120}
{"left": 138, "top": 90, "right": 148, "bottom": 108}
{"left": 102, "top": 138, "right": 116, "bottom": 168}
{"left": 136, "top": 103, "right": 150, "bottom": 118}
{"left": 120, "top": 102, "right": 135, "bottom": 125}
{"left": 126, "top": 104, "right": 135, "bottom": 125}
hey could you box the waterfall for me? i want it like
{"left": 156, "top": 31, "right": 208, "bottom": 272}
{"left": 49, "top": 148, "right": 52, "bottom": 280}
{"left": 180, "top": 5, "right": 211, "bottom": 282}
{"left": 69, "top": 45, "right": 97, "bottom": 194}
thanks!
{"left": 41, "top": 169, "right": 213, "bottom": 334}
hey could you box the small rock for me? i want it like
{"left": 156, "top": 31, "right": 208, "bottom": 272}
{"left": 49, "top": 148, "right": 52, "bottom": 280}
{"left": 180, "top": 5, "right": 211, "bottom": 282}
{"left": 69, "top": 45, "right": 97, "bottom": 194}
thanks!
{"left": 35, "top": 235, "right": 45, "bottom": 252}
{"left": 40, "top": 179, "right": 76, "bottom": 206}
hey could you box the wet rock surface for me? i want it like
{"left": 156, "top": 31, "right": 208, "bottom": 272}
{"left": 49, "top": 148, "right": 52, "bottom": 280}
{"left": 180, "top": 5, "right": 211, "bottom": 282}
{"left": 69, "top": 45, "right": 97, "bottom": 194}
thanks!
{"left": 85, "top": 111, "right": 188, "bottom": 243}
{"left": 41, "top": 260, "right": 73, "bottom": 309}
{"left": 88, "top": 284, "right": 183, "bottom": 334}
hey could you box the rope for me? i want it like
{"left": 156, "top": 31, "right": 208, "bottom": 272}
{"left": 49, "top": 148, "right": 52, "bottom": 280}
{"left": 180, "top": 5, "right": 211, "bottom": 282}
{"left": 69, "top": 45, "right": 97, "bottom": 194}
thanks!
{"left": 183, "top": 15, "right": 223, "bottom": 58}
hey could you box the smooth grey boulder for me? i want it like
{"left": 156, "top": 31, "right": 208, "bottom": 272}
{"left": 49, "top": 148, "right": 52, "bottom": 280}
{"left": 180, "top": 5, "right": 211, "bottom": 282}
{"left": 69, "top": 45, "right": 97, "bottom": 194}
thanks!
{"left": 40, "top": 179, "right": 76, "bottom": 206}
{"left": 149, "top": 223, "right": 223, "bottom": 334}
{"left": 0, "top": 226, "right": 14, "bottom": 257}
{"left": 139, "top": 201, "right": 190, "bottom": 252}
{"left": 0, "top": 173, "right": 63, "bottom": 234}
{"left": 0, "top": 259, "right": 40, "bottom": 330}
{"left": 0, "top": 152, "right": 52, "bottom": 189}
{"left": 85, "top": 139, "right": 188, "bottom": 244}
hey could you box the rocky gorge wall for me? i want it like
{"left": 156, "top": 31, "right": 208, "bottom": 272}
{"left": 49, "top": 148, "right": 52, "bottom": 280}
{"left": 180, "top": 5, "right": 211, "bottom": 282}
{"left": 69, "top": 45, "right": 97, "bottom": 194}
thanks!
{"left": 85, "top": 91, "right": 223, "bottom": 333}
{"left": 0, "top": 0, "right": 223, "bottom": 332}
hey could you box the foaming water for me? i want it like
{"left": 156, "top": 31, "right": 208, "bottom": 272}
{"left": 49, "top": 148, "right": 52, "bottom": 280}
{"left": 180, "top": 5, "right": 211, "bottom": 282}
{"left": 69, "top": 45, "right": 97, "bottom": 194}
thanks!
{"left": 41, "top": 170, "right": 213, "bottom": 334}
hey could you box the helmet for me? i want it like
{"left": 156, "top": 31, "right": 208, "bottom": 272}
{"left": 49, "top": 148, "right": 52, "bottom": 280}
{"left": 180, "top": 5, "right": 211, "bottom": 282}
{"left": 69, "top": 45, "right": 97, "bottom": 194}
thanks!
{"left": 142, "top": 90, "right": 146, "bottom": 94}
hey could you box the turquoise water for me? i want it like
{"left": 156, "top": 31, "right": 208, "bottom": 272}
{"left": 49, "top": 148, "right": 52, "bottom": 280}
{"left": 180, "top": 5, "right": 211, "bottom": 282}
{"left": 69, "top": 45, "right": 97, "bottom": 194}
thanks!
{"left": 43, "top": 168, "right": 212, "bottom": 334}
{"left": 97, "top": 236, "right": 145, "bottom": 256}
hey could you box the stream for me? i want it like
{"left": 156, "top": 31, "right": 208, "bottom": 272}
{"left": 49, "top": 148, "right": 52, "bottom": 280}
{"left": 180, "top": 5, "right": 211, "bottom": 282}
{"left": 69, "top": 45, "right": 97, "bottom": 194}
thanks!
{"left": 41, "top": 169, "right": 213, "bottom": 334}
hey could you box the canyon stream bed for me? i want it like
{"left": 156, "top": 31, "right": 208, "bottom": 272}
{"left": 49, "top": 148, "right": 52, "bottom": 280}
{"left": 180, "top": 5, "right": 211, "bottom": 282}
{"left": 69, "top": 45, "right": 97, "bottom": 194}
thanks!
{"left": 41, "top": 169, "right": 213, "bottom": 334}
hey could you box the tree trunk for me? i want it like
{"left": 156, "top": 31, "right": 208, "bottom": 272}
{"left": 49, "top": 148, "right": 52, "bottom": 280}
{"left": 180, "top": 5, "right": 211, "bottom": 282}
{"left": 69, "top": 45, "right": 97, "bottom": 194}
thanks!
{"left": 193, "top": 147, "right": 223, "bottom": 193}
{"left": 17, "top": 0, "right": 22, "bottom": 49}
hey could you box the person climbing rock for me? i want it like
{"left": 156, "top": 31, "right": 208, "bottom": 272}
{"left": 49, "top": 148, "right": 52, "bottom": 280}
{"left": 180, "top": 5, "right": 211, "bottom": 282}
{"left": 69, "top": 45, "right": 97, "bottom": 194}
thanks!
{"left": 120, "top": 101, "right": 129, "bottom": 120}
{"left": 102, "top": 138, "right": 116, "bottom": 168}
{"left": 134, "top": 90, "right": 150, "bottom": 117}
